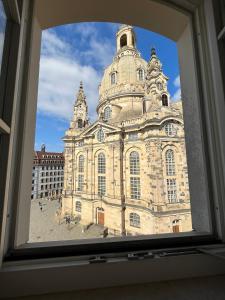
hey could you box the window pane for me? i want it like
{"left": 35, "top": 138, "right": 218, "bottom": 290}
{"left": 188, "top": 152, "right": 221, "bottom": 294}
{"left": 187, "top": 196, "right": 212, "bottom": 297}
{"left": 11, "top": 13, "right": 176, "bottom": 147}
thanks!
{"left": 0, "top": 1, "right": 6, "bottom": 71}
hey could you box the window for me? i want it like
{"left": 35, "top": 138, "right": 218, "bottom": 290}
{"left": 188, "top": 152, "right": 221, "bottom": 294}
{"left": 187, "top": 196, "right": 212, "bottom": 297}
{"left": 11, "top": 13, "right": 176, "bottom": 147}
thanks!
{"left": 157, "top": 82, "right": 162, "bottom": 90}
{"left": 165, "top": 123, "right": 176, "bottom": 136}
{"left": 77, "top": 119, "right": 83, "bottom": 128}
{"left": 98, "top": 175, "right": 106, "bottom": 196}
{"left": 128, "top": 132, "right": 138, "bottom": 141}
{"left": 138, "top": 69, "right": 144, "bottom": 81}
{"left": 77, "top": 174, "right": 84, "bottom": 191}
{"left": 111, "top": 72, "right": 116, "bottom": 85}
{"left": 78, "top": 155, "right": 84, "bottom": 173}
{"left": 130, "top": 213, "right": 140, "bottom": 228}
{"left": 120, "top": 34, "right": 127, "bottom": 48}
{"left": 130, "top": 177, "right": 141, "bottom": 200}
{"left": 97, "top": 128, "right": 104, "bottom": 142}
{"left": 130, "top": 151, "right": 140, "bottom": 175}
{"left": 104, "top": 106, "right": 111, "bottom": 120}
{"left": 172, "top": 219, "right": 180, "bottom": 233}
{"left": 75, "top": 201, "right": 81, "bottom": 212}
{"left": 98, "top": 153, "right": 105, "bottom": 174}
{"left": 166, "top": 149, "right": 175, "bottom": 176}
{"left": 162, "top": 94, "right": 168, "bottom": 106}
{"left": 167, "top": 179, "right": 177, "bottom": 203}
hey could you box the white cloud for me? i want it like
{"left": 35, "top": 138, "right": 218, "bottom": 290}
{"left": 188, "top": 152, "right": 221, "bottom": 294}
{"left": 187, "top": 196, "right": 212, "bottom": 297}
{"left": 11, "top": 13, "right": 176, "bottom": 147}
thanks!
{"left": 37, "top": 28, "right": 109, "bottom": 122}
{"left": 172, "top": 75, "right": 181, "bottom": 101}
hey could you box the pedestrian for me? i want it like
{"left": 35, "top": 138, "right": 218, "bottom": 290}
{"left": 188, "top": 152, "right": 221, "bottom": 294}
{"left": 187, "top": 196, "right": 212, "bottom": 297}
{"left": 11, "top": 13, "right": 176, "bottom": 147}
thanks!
{"left": 40, "top": 205, "right": 43, "bottom": 212}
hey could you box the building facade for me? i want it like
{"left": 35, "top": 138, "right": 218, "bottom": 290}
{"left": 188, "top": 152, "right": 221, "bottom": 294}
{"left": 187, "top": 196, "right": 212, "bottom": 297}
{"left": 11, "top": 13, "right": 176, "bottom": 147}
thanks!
{"left": 62, "top": 25, "right": 192, "bottom": 236}
{"left": 31, "top": 145, "right": 64, "bottom": 200}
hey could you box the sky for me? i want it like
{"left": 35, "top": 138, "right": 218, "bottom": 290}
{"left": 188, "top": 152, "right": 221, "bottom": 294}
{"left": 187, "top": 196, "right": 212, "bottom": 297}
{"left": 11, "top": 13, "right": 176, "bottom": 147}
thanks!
{"left": 35, "top": 22, "right": 181, "bottom": 152}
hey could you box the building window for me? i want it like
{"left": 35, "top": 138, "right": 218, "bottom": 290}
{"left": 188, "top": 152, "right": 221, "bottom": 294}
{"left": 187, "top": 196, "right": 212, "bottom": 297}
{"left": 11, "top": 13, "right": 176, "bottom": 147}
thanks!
{"left": 162, "top": 94, "right": 168, "bottom": 106}
{"left": 130, "top": 177, "right": 141, "bottom": 199}
{"left": 130, "top": 151, "right": 140, "bottom": 175}
{"left": 78, "top": 155, "right": 84, "bottom": 173}
{"left": 165, "top": 123, "right": 176, "bottom": 136}
{"left": 77, "top": 119, "right": 83, "bottom": 128}
{"left": 165, "top": 149, "right": 176, "bottom": 176}
{"left": 138, "top": 69, "right": 144, "bottom": 81}
{"left": 128, "top": 132, "right": 138, "bottom": 141}
{"left": 130, "top": 213, "right": 140, "bottom": 228}
{"left": 97, "top": 128, "right": 104, "bottom": 142}
{"left": 111, "top": 72, "right": 116, "bottom": 85}
{"left": 167, "top": 179, "right": 177, "bottom": 203}
{"left": 98, "top": 153, "right": 106, "bottom": 174}
{"left": 98, "top": 176, "right": 106, "bottom": 196}
{"left": 172, "top": 219, "right": 180, "bottom": 232}
{"left": 120, "top": 34, "right": 127, "bottom": 48}
{"left": 157, "top": 82, "right": 162, "bottom": 90}
{"left": 104, "top": 106, "right": 111, "bottom": 120}
{"left": 77, "top": 174, "right": 84, "bottom": 191}
{"left": 75, "top": 201, "right": 81, "bottom": 212}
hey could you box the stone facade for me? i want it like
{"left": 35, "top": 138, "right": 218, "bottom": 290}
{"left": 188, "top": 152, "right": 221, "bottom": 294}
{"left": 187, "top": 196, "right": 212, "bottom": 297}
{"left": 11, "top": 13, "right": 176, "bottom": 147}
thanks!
{"left": 62, "top": 25, "right": 192, "bottom": 236}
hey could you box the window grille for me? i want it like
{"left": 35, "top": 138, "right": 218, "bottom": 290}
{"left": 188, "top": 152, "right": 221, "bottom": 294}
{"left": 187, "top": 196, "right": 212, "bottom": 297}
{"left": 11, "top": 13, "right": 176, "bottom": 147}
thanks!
{"left": 165, "top": 123, "right": 175, "bottom": 136}
{"left": 97, "top": 129, "right": 104, "bottom": 142}
{"left": 78, "top": 155, "right": 84, "bottom": 173}
{"left": 167, "top": 178, "right": 177, "bottom": 203}
{"left": 130, "top": 151, "right": 140, "bottom": 175}
{"left": 77, "top": 174, "right": 84, "bottom": 191}
{"left": 130, "top": 213, "right": 140, "bottom": 227}
{"left": 166, "top": 149, "right": 176, "bottom": 176}
{"left": 75, "top": 201, "right": 82, "bottom": 212}
{"left": 130, "top": 177, "right": 141, "bottom": 199}
{"left": 98, "top": 176, "right": 106, "bottom": 196}
{"left": 98, "top": 153, "right": 106, "bottom": 174}
{"left": 104, "top": 107, "right": 111, "bottom": 120}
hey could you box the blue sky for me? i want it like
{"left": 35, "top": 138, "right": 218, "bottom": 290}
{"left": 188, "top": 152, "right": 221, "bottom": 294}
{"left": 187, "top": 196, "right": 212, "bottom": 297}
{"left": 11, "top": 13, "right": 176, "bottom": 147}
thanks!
{"left": 35, "top": 22, "right": 181, "bottom": 152}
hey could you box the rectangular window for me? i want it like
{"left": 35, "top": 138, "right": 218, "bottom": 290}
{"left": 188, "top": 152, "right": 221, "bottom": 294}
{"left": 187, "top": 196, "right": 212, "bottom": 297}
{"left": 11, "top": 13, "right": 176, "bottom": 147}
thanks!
{"left": 128, "top": 132, "right": 138, "bottom": 141}
{"left": 130, "top": 177, "right": 141, "bottom": 200}
{"left": 167, "top": 179, "right": 177, "bottom": 203}
{"left": 98, "top": 176, "right": 106, "bottom": 196}
{"left": 77, "top": 174, "right": 84, "bottom": 191}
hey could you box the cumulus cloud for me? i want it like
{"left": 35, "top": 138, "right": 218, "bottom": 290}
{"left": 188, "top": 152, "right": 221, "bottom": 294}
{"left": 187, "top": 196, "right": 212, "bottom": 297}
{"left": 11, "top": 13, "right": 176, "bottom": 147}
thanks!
{"left": 37, "top": 25, "right": 116, "bottom": 122}
{"left": 172, "top": 75, "right": 181, "bottom": 101}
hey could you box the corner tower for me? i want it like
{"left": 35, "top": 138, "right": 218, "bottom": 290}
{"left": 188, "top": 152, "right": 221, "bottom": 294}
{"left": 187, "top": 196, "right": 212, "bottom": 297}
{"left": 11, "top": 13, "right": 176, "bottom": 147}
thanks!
{"left": 70, "top": 82, "right": 89, "bottom": 130}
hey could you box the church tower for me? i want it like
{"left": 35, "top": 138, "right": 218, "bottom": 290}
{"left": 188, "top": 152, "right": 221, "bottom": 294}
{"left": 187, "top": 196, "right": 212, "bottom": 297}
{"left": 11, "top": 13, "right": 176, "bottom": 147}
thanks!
{"left": 70, "top": 81, "right": 89, "bottom": 130}
{"left": 116, "top": 24, "right": 136, "bottom": 52}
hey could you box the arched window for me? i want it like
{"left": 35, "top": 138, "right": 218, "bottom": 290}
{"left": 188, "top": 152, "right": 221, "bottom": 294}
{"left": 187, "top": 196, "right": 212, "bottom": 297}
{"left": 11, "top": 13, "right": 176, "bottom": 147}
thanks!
{"left": 120, "top": 34, "right": 127, "bottom": 48}
{"left": 157, "top": 82, "right": 162, "bottom": 90}
{"left": 130, "top": 151, "right": 140, "bottom": 175}
{"left": 167, "top": 179, "right": 177, "bottom": 203}
{"left": 138, "top": 69, "right": 144, "bottom": 81}
{"left": 78, "top": 155, "right": 84, "bottom": 173}
{"left": 98, "top": 153, "right": 106, "bottom": 196}
{"left": 104, "top": 106, "right": 111, "bottom": 120}
{"left": 162, "top": 94, "right": 168, "bottom": 106}
{"left": 75, "top": 201, "right": 81, "bottom": 212}
{"left": 165, "top": 149, "right": 175, "bottom": 176}
{"left": 111, "top": 72, "right": 116, "bottom": 85}
{"left": 130, "top": 213, "right": 140, "bottom": 227}
{"left": 77, "top": 119, "right": 83, "bottom": 128}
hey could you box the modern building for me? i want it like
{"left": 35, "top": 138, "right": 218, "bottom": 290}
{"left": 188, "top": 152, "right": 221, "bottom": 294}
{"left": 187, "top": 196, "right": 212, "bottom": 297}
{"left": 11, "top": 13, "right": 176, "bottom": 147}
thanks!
{"left": 31, "top": 145, "right": 64, "bottom": 200}
{"left": 62, "top": 25, "right": 192, "bottom": 235}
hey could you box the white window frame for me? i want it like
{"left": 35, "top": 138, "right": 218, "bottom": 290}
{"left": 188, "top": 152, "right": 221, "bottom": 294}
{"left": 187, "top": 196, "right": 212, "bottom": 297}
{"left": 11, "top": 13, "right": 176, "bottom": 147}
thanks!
{"left": 1, "top": 0, "right": 225, "bottom": 298}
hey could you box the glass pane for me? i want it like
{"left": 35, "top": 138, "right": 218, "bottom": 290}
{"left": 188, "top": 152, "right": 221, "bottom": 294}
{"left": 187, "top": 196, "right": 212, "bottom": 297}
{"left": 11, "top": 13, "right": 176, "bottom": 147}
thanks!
{"left": 0, "top": 1, "right": 6, "bottom": 72}
{"left": 29, "top": 22, "right": 194, "bottom": 242}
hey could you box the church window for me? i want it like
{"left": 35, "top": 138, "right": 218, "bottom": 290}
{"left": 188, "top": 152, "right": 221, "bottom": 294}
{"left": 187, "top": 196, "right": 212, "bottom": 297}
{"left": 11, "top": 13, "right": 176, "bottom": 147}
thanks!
{"left": 98, "top": 176, "right": 106, "bottom": 196}
{"left": 167, "top": 179, "right": 177, "bottom": 203}
{"left": 166, "top": 149, "right": 176, "bottom": 176}
{"left": 77, "top": 174, "right": 84, "bottom": 191}
{"left": 104, "top": 107, "right": 111, "bottom": 120}
{"left": 162, "top": 94, "right": 168, "bottom": 106}
{"left": 77, "top": 119, "right": 83, "bottom": 128}
{"left": 130, "top": 151, "right": 140, "bottom": 175}
{"left": 120, "top": 34, "right": 127, "bottom": 48}
{"left": 75, "top": 201, "right": 81, "bottom": 212}
{"left": 138, "top": 69, "right": 144, "bottom": 81}
{"left": 111, "top": 72, "right": 116, "bottom": 85}
{"left": 128, "top": 132, "right": 138, "bottom": 141}
{"left": 157, "top": 82, "right": 162, "bottom": 90}
{"left": 165, "top": 123, "right": 176, "bottom": 136}
{"left": 130, "top": 213, "right": 140, "bottom": 228}
{"left": 98, "top": 153, "right": 106, "bottom": 174}
{"left": 78, "top": 155, "right": 84, "bottom": 173}
{"left": 130, "top": 177, "right": 141, "bottom": 199}
{"left": 97, "top": 128, "right": 104, "bottom": 142}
